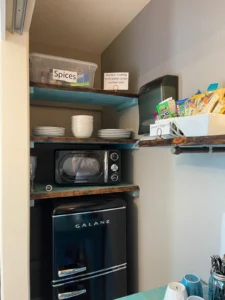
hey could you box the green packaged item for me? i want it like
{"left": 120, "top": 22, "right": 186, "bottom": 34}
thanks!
{"left": 176, "top": 98, "right": 188, "bottom": 117}
{"left": 156, "top": 98, "right": 177, "bottom": 119}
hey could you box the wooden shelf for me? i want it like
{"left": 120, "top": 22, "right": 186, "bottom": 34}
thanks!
{"left": 30, "top": 82, "right": 138, "bottom": 111}
{"left": 30, "top": 183, "right": 140, "bottom": 200}
{"left": 30, "top": 136, "right": 138, "bottom": 149}
{"left": 139, "top": 135, "right": 225, "bottom": 147}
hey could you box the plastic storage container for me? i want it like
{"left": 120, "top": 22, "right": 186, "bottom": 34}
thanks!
{"left": 30, "top": 53, "right": 98, "bottom": 88}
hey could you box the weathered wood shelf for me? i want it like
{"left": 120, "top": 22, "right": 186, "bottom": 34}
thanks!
{"left": 30, "top": 82, "right": 138, "bottom": 111}
{"left": 30, "top": 183, "right": 140, "bottom": 200}
{"left": 139, "top": 135, "right": 225, "bottom": 147}
{"left": 30, "top": 136, "right": 138, "bottom": 149}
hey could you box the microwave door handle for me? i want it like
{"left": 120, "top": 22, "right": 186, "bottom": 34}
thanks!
{"left": 58, "top": 289, "right": 86, "bottom": 299}
{"left": 58, "top": 267, "right": 87, "bottom": 277}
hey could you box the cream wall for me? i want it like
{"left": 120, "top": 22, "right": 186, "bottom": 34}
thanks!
{"left": 30, "top": 41, "right": 101, "bottom": 88}
{"left": 0, "top": 33, "right": 30, "bottom": 300}
{"left": 102, "top": 0, "right": 225, "bottom": 292}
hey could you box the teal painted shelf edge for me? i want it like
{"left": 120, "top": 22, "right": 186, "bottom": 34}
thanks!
{"left": 30, "top": 86, "right": 138, "bottom": 111}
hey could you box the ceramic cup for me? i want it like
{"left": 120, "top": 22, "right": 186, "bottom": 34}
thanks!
{"left": 164, "top": 282, "right": 188, "bottom": 300}
{"left": 182, "top": 274, "right": 203, "bottom": 297}
{"left": 187, "top": 297, "right": 204, "bottom": 300}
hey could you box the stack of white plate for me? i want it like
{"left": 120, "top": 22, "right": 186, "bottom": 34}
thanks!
{"left": 33, "top": 126, "right": 65, "bottom": 137}
{"left": 98, "top": 129, "right": 131, "bottom": 139}
{"left": 72, "top": 115, "right": 93, "bottom": 138}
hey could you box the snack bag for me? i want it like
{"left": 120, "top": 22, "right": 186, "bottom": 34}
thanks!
{"left": 184, "top": 93, "right": 205, "bottom": 116}
{"left": 176, "top": 98, "right": 188, "bottom": 117}
{"left": 201, "top": 88, "right": 225, "bottom": 114}
{"left": 212, "top": 97, "right": 225, "bottom": 114}
{"left": 157, "top": 98, "right": 177, "bottom": 119}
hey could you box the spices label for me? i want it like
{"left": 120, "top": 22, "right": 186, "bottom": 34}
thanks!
{"left": 104, "top": 73, "right": 129, "bottom": 90}
{"left": 53, "top": 69, "right": 77, "bottom": 83}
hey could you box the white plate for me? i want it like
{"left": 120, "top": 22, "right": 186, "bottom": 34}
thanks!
{"left": 34, "top": 126, "right": 65, "bottom": 130}
{"left": 33, "top": 132, "right": 65, "bottom": 137}
{"left": 98, "top": 134, "right": 131, "bottom": 137}
{"left": 99, "top": 132, "right": 131, "bottom": 135}
{"left": 98, "top": 136, "right": 130, "bottom": 139}
{"left": 98, "top": 129, "right": 130, "bottom": 132}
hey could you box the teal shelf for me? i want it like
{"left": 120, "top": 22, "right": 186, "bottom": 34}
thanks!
{"left": 30, "top": 82, "right": 138, "bottom": 111}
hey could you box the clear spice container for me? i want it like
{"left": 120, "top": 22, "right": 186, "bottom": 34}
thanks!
{"left": 209, "top": 271, "right": 225, "bottom": 300}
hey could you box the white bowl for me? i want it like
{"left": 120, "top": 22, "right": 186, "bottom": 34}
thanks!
{"left": 72, "top": 128, "right": 93, "bottom": 138}
{"left": 72, "top": 126, "right": 93, "bottom": 134}
{"left": 72, "top": 116, "right": 93, "bottom": 120}
{"left": 72, "top": 125, "right": 93, "bottom": 130}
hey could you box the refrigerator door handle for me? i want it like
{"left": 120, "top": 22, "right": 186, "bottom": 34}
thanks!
{"left": 58, "top": 289, "right": 87, "bottom": 299}
{"left": 58, "top": 267, "right": 87, "bottom": 277}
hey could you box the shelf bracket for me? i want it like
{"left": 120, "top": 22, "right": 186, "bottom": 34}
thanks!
{"left": 127, "top": 189, "right": 140, "bottom": 198}
{"left": 115, "top": 98, "right": 138, "bottom": 112}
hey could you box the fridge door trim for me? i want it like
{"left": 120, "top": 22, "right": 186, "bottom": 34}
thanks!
{"left": 52, "top": 263, "right": 127, "bottom": 284}
{"left": 52, "top": 265, "right": 127, "bottom": 287}
{"left": 53, "top": 206, "right": 126, "bottom": 218}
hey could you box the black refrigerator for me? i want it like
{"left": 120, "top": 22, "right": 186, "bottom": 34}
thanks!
{"left": 30, "top": 195, "right": 127, "bottom": 300}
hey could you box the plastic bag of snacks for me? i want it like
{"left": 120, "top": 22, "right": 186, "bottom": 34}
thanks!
{"left": 184, "top": 93, "right": 206, "bottom": 116}
{"left": 201, "top": 88, "right": 225, "bottom": 114}
{"left": 184, "top": 88, "right": 225, "bottom": 116}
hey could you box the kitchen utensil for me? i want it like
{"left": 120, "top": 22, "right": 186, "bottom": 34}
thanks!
{"left": 30, "top": 156, "right": 37, "bottom": 192}
{"left": 182, "top": 274, "right": 203, "bottom": 297}
{"left": 211, "top": 255, "right": 225, "bottom": 275}
{"left": 164, "top": 282, "right": 188, "bottom": 300}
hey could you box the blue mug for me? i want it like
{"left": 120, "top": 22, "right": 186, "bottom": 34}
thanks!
{"left": 182, "top": 274, "right": 203, "bottom": 297}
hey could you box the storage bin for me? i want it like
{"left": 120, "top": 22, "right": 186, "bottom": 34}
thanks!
{"left": 152, "top": 114, "right": 225, "bottom": 137}
{"left": 30, "top": 53, "right": 98, "bottom": 88}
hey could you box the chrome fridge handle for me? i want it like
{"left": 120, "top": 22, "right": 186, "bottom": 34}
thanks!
{"left": 58, "top": 289, "right": 86, "bottom": 299}
{"left": 58, "top": 267, "right": 87, "bottom": 277}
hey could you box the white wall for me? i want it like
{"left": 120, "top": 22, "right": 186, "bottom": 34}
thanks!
{"left": 0, "top": 33, "right": 30, "bottom": 300}
{"left": 102, "top": 0, "right": 225, "bottom": 292}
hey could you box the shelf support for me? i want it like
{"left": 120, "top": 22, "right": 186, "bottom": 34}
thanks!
{"left": 127, "top": 189, "right": 140, "bottom": 198}
{"left": 171, "top": 146, "right": 225, "bottom": 155}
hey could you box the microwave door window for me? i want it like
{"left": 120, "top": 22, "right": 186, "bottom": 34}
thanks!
{"left": 60, "top": 155, "right": 103, "bottom": 182}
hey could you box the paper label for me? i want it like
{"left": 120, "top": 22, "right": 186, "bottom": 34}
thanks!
{"left": 104, "top": 73, "right": 129, "bottom": 90}
{"left": 53, "top": 69, "right": 77, "bottom": 83}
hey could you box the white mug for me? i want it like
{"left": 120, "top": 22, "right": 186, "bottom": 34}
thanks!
{"left": 164, "top": 282, "right": 188, "bottom": 300}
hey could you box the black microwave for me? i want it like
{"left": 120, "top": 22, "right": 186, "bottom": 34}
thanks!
{"left": 55, "top": 150, "right": 121, "bottom": 185}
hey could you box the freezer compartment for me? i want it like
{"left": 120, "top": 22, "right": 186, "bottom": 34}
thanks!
{"left": 53, "top": 267, "right": 127, "bottom": 300}
{"left": 53, "top": 205, "right": 126, "bottom": 282}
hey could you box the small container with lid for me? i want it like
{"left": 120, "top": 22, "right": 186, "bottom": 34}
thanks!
{"left": 209, "top": 271, "right": 225, "bottom": 300}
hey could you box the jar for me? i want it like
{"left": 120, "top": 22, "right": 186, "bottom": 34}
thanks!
{"left": 209, "top": 271, "right": 225, "bottom": 300}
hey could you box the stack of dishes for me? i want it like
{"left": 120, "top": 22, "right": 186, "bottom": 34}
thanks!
{"left": 72, "top": 115, "right": 93, "bottom": 138}
{"left": 98, "top": 129, "right": 131, "bottom": 139}
{"left": 33, "top": 126, "right": 65, "bottom": 137}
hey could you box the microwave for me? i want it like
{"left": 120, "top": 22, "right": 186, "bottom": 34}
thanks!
{"left": 55, "top": 150, "right": 121, "bottom": 185}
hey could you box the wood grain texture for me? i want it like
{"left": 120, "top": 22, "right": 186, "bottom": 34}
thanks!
{"left": 139, "top": 135, "right": 225, "bottom": 147}
{"left": 31, "top": 136, "right": 137, "bottom": 144}
{"left": 30, "top": 82, "right": 138, "bottom": 98}
{"left": 30, "top": 183, "right": 140, "bottom": 200}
